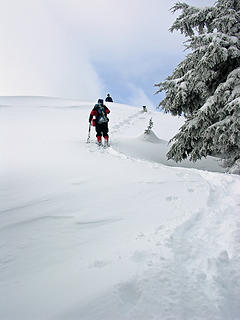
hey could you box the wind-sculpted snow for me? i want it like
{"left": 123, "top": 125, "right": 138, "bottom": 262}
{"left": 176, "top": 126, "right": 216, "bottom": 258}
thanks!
{"left": 0, "top": 97, "right": 240, "bottom": 320}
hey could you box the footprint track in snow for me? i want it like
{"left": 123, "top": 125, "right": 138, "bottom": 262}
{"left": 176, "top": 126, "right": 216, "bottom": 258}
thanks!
{"left": 110, "top": 111, "right": 147, "bottom": 135}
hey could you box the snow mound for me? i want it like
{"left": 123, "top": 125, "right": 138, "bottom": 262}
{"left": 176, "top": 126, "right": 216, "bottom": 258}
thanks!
{"left": 138, "top": 130, "right": 168, "bottom": 144}
{"left": 114, "top": 136, "right": 225, "bottom": 173}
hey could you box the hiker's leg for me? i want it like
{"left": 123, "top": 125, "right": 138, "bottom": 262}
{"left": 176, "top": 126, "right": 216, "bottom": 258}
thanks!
{"left": 102, "top": 123, "right": 109, "bottom": 140}
{"left": 96, "top": 124, "right": 102, "bottom": 143}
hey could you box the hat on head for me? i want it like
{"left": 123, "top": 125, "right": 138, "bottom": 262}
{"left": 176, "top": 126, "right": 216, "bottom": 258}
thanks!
{"left": 98, "top": 99, "right": 104, "bottom": 104}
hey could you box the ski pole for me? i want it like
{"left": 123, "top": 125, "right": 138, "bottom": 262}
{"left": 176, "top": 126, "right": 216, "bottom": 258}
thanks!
{"left": 86, "top": 123, "right": 91, "bottom": 143}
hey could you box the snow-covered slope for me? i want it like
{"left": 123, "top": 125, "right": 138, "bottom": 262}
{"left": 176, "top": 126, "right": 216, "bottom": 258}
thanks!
{"left": 1, "top": 97, "right": 240, "bottom": 320}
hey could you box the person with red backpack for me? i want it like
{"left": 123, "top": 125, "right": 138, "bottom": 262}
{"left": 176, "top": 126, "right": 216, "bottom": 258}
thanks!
{"left": 89, "top": 99, "right": 110, "bottom": 146}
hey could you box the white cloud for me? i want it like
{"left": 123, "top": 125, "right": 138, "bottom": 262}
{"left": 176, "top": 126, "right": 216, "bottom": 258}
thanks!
{"left": 0, "top": 0, "right": 102, "bottom": 99}
{"left": 0, "top": 0, "right": 216, "bottom": 100}
{"left": 50, "top": 0, "right": 184, "bottom": 59}
{"left": 127, "top": 84, "right": 155, "bottom": 109}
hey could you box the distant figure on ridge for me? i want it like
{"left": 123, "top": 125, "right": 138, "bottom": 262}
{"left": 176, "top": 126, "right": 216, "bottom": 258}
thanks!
{"left": 89, "top": 99, "right": 110, "bottom": 146}
{"left": 105, "top": 93, "right": 113, "bottom": 102}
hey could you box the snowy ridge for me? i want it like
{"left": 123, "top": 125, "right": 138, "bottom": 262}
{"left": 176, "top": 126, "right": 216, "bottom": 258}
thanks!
{"left": 1, "top": 97, "right": 240, "bottom": 320}
{"left": 0, "top": 96, "right": 92, "bottom": 107}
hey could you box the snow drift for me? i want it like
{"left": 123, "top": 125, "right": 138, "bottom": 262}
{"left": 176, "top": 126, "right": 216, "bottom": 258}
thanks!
{"left": 1, "top": 97, "right": 240, "bottom": 320}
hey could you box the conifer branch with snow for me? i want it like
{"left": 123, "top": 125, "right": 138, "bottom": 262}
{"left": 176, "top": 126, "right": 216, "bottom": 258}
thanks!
{"left": 155, "top": 0, "right": 240, "bottom": 174}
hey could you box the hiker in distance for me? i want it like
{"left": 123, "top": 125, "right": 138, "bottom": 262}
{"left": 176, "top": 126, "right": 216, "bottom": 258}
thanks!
{"left": 89, "top": 99, "right": 110, "bottom": 146}
{"left": 105, "top": 93, "right": 113, "bottom": 102}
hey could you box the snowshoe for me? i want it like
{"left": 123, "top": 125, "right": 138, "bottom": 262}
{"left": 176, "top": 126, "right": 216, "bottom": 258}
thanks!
{"left": 104, "top": 140, "right": 110, "bottom": 148}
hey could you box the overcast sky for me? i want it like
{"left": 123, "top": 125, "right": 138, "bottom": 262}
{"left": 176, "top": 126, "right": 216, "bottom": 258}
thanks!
{"left": 0, "top": 0, "right": 216, "bottom": 107}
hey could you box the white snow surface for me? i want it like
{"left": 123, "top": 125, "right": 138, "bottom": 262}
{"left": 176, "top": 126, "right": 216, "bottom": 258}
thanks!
{"left": 1, "top": 97, "right": 240, "bottom": 320}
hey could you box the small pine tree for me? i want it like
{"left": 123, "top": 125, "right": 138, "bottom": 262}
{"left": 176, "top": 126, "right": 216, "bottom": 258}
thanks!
{"left": 155, "top": 0, "right": 240, "bottom": 173}
{"left": 144, "top": 118, "right": 154, "bottom": 135}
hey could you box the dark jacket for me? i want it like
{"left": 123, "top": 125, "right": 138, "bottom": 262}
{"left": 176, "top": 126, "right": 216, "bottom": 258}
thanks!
{"left": 105, "top": 96, "right": 113, "bottom": 102}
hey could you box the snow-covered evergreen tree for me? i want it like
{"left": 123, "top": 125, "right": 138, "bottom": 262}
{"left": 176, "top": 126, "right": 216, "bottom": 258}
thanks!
{"left": 144, "top": 118, "right": 154, "bottom": 135}
{"left": 155, "top": 0, "right": 240, "bottom": 174}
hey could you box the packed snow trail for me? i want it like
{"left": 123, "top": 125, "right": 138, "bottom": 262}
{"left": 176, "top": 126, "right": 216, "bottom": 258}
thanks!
{"left": 1, "top": 97, "right": 240, "bottom": 320}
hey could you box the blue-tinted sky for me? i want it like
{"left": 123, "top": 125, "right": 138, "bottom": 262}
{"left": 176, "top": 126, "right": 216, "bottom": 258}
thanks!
{"left": 0, "top": 0, "right": 215, "bottom": 107}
